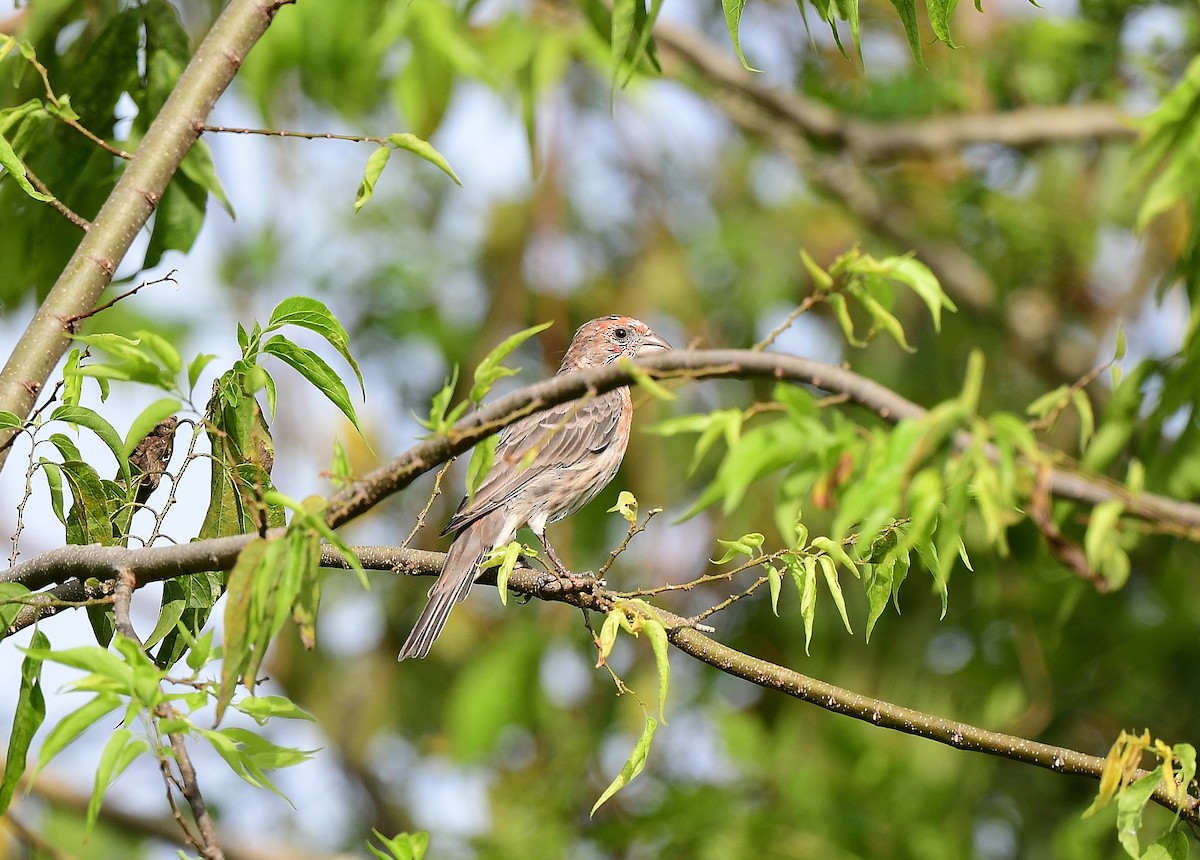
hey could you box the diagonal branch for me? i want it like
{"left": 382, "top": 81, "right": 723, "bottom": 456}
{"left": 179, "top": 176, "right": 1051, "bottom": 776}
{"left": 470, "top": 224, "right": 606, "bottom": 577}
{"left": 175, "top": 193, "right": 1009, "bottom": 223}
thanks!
{"left": 316, "top": 550, "right": 1200, "bottom": 826}
{"left": 0, "top": 0, "right": 296, "bottom": 473}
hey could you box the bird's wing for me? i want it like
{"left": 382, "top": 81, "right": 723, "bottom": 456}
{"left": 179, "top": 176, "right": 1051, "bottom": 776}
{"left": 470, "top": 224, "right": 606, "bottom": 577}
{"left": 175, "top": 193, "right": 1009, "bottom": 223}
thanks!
{"left": 442, "top": 393, "right": 624, "bottom": 536}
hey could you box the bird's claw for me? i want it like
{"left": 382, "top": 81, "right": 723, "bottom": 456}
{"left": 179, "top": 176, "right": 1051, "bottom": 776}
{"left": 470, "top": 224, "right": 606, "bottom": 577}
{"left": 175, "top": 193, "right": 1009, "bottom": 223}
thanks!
{"left": 532, "top": 570, "right": 605, "bottom": 596}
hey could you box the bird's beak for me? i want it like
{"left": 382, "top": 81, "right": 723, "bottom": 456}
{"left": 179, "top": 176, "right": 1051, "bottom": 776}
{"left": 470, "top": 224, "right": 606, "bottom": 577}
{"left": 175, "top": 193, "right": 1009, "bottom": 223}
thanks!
{"left": 639, "top": 331, "right": 672, "bottom": 353}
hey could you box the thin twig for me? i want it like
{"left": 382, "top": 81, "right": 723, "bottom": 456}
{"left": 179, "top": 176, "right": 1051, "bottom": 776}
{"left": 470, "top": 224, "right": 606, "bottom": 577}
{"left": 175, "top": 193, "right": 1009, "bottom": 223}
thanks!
{"left": 0, "top": 374, "right": 68, "bottom": 460}
{"left": 401, "top": 460, "right": 451, "bottom": 550}
{"left": 691, "top": 573, "right": 771, "bottom": 621}
{"left": 167, "top": 728, "right": 224, "bottom": 860}
{"left": 23, "top": 165, "right": 92, "bottom": 231}
{"left": 754, "top": 295, "right": 820, "bottom": 351}
{"left": 23, "top": 50, "right": 134, "bottom": 160}
{"left": 111, "top": 567, "right": 224, "bottom": 860}
{"left": 62, "top": 271, "right": 179, "bottom": 329}
{"left": 9, "top": 429, "right": 40, "bottom": 565}
{"left": 597, "top": 507, "right": 662, "bottom": 578}
{"left": 148, "top": 420, "right": 205, "bottom": 547}
{"left": 200, "top": 124, "right": 389, "bottom": 145}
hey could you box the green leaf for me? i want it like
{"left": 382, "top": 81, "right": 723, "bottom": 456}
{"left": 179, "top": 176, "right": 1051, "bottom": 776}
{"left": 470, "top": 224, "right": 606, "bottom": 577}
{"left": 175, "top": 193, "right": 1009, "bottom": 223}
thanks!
{"left": 800, "top": 248, "right": 834, "bottom": 290}
{"left": 49, "top": 433, "right": 83, "bottom": 463}
{"left": 720, "top": 0, "right": 761, "bottom": 72}
{"left": 860, "top": 293, "right": 914, "bottom": 352}
{"left": 1084, "top": 499, "right": 1124, "bottom": 576}
{"left": 959, "top": 350, "right": 985, "bottom": 415}
{"left": 888, "top": 0, "right": 925, "bottom": 66}
{"left": 144, "top": 171, "right": 207, "bottom": 270}
{"left": 355, "top": 145, "right": 391, "bottom": 212}
{"left": 1072, "top": 388, "right": 1095, "bottom": 449}
{"left": 153, "top": 572, "right": 223, "bottom": 669}
{"left": 0, "top": 630, "right": 49, "bottom": 815}
{"left": 607, "top": 490, "right": 639, "bottom": 525}
{"left": 621, "top": 0, "right": 665, "bottom": 88}
{"left": 232, "top": 695, "right": 316, "bottom": 726}
{"left": 810, "top": 536, "right": 859, "bottom": 575}
{"left": 262, "top": 335, "right": 362, "bottom": 431}
{"left": 643, "top": 618, "right": 670, "bottom": 723}
{"left": 0, "top": 410, "right": 24, "bottom": 431}
{"left": 25, "top": 644, "right": 133, "bottom": 686}
{"left": 1116, "top": 769, "right": 1162, "bottom": 857}
{"left": 817, "top": 555, "right": 853, "bottom": 635}
{"left": 767, "top": 565, "right": 782, "bottom": 616}
{"left": 591, "top": 714, "right": 657, "bottom": 815}
{"left": 0, "top": 582, "right": 31, "bottom": 634}
{"left": 610, "top": 0, "right": 636, "bottom": 95}
{"left": 368, "top": 830, "right": 430, "bottom": 860}
{"left": 267, "top": 297, "right": 365, "bottom": 397}
{"left": 111, "top": 634, "right": 166, "bottom": 708}
{"left": 177, "top": 138, "right": 234, "bottom": 217}
{"left": 711, "top": 532, "right": 764, "bottom": 564}
{"left": 134, "top": 330, "right": 183, "bottom": 377}
{"left": 51, "top": 405, "right": 131, "bottom": 486}
{"left": 200, "top": 726, "right": 315, "bottom": 798}
{"left": 469, "top": 321, "right": 552, "bottom": 404}
{"left": 419, "top": 377, "right": 470, "bottom": 435}
{"left": 40, "top": 460, "right": 66, "bottom": 526}
{"left": 787, "top": 555, "right": 818, "bottom": 654}
{"left": 35, "top": 692, "right": 121, "bottom": 777}
{"left": 926, "top": 0, "right": 959, "bottom": 47}
{"left": 87, "top": 729, "right": 150, "bottom": 831}
{"left": 387, "top": 132, "right": 462, "bottom": 187}
{"left": 828, "top": 293, "right": 867, "bottom": 347}
{"left": 864, "top": 558, "right": 895, "bottom": 642}
{"left": 1144, "top": 828, "right": 1189, "bottom": 860}
{"left": 59, "top": 460, "right": 116, "bottom": 546}
{"left": 483, "top": 541, "right": 522, "bottom": 606}
{"left": 188, "top": 353, "right": 218, "bottom": 394}
{"left": 891, "top": 257, "right": 956, "bottom": 330}
{"left": 219, "top": 539, "right": 275, "bottom": 721}
{"left": 122, "top": 398, "right": 181, "bottom": 457}
{"left": 0, "top": 128, "right": 53, "bottom": 201}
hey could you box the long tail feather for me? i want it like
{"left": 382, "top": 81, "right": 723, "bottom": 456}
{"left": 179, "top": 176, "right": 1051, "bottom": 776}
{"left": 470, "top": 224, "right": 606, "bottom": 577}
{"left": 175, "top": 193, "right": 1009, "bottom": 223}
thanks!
{"left": 397, "top": 513, "right": 499, "bottom": 660}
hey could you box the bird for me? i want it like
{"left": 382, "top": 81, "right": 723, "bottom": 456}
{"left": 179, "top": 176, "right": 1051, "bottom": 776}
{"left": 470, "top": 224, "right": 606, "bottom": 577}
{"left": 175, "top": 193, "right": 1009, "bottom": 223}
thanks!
{"left": 398, "top": 315, "right": 672, "bottom": 660}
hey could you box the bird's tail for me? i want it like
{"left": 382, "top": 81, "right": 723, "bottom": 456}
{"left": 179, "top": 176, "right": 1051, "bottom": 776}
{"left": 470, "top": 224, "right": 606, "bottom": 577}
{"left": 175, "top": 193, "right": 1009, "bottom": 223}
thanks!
{"left": 397, "top": 512, "right": 500, "bottom": 660}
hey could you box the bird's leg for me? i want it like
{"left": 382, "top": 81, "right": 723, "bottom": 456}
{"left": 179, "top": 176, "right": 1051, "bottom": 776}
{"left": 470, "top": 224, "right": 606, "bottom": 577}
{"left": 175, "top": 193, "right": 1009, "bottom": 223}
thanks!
{"left": 540, "top": 536, "right": 571, "bottom": 577}
{"left": 536, "top": 532, "right": 604, "bottom": 592}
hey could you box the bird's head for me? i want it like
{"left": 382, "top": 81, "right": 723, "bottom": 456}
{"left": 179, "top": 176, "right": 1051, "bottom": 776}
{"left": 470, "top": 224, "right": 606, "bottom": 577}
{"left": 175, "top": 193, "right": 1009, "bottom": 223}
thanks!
{"left": 559, "top": 315, "right": 672, "bottom": 371}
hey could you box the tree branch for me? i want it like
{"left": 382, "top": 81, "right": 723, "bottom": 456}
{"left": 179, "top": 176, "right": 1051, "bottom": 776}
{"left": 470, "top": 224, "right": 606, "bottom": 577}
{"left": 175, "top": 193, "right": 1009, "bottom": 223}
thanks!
{"left": 113, "top": 569, "right": 225, "bottom": 860}
{"left": 5, "top": 349, "right": 1200, "bottom": 623}
{"left": 296, "top": 548, "right": 1200, "bottom": 826}
{"left": 654, "top": 23, "right": 1134, "bottom": 161}
{"left": 658, "top": 613, "right": 1199, "bottom": 825}
{"left": 0, "top": 0, "right": 294, "bottom": 473}
{"left": 11, "top": 534, "right": 1198, "bottom": 825}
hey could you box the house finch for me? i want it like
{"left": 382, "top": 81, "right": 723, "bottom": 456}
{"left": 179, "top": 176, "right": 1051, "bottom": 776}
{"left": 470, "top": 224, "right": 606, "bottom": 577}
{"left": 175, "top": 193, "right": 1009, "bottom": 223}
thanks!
{"left": 398, "top": 315, "right": 671, "bottom": 660}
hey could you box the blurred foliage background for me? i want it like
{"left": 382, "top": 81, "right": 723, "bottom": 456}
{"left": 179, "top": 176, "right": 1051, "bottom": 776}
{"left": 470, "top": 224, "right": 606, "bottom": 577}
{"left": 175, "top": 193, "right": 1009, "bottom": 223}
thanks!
{"left": 3, "top": 0, "right": 1200, "bottom": 857}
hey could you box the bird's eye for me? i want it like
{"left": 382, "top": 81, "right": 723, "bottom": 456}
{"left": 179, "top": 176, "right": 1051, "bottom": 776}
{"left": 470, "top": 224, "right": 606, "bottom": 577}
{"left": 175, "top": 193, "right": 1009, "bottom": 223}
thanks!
{"left": 613, "top": 327, "right": 629, "bottom": 340}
